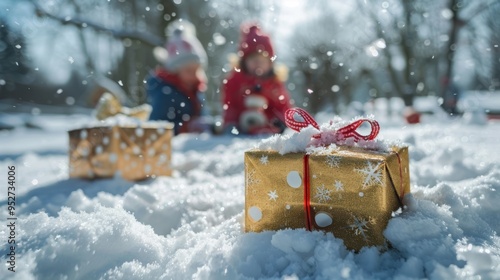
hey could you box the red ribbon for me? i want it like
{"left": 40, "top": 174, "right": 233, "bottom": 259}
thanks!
{"left": 285, "top": 108, "right": 380, "bottom": 142}
{"left": 285, "top": 108, "right": 320, "bottom": 131}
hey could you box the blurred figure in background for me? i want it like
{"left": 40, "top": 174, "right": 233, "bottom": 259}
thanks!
{"left": 222, "top": 23, "right": 292, "bottom": 135}
{"left": 147, "top": 20, "right": 208, "bottom": 135}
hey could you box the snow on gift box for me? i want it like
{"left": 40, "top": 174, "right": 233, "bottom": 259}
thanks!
{"left": 244, "top": 108, "right": 411, "bottom": 251}
{"left": 68, "top": 115, "right": 174, "bottom": 181}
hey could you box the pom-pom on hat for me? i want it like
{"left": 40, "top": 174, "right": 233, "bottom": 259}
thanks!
{"left": 238, "top": 23, "right": 274, "bottom": 59}
{"left": 153, "top": 20, "right": 207, "bottom": 71}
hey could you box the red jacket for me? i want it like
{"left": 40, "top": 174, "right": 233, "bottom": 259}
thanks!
{"left": 222, "top": 71, "right": 292, "bottom": 131}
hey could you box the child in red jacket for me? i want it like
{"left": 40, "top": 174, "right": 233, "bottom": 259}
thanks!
{"left": 222, "top": 23, "right": 292, "bottom": 135}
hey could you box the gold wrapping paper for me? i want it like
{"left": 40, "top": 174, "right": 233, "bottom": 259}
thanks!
{"left": 244, "top": 146, "right": 410, "bottom": 251}
{"left": 69, "top": 123, "right": 173, "bottom": 181}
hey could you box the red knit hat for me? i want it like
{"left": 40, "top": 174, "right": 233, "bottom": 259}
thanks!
{"left": 239, "top": 23, "right": 274, "bottom": 59}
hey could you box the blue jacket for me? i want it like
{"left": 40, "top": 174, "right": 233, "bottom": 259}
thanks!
{"left": 147, "top": 75, "right": 203, "bottom": 135}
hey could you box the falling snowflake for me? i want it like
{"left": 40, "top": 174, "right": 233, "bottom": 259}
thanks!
{"left": 355, "top": 161, "right": 383, "bottom": 189}
{"left": 326, "top": 155, "right": 341, "bottom": 168}
{"left": 268, "top": 190, "right": 278, "bottom": 201}
{"left": 260, "top": 155, "right": 269, "bottom": 165}
{"left": 314, "top": 184, "right": 332, "bottom": 203}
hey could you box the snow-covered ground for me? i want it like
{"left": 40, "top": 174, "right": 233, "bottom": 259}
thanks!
{"left": 1, "top": 111, "right": 499, "bottom": 279}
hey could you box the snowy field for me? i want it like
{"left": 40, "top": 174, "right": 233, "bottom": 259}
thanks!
{"left": 1, "top": 111, "right": 499, "bottom": 279}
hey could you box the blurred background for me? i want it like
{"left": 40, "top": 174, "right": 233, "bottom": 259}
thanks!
{"left": 1, "top": 0, "right": 499, "bottom": 120}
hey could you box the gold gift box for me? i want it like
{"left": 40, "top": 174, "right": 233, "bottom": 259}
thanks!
{"left": 68, "top": 123, "right": 173, "bottom": 181}
{"left": 244, "top": 146, "right": 410, "bottom": 251}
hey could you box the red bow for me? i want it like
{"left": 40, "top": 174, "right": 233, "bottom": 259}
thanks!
{"left": 284, "top": 108, "right": 380, "bottom": 142}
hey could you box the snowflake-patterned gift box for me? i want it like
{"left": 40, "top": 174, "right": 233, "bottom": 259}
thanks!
{"left": 244, "top": 147, "right": 409, "bottom": 251}
{"left": 68, "top": 122, "right": 173, "bottom": 181}
{"left": 244, "top": 108, "right": 410, "bottom": 251}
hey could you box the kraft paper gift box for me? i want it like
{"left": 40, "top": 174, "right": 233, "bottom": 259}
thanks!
{"left": 68, "top": 122, "right": 173, "bottom": 181}
{"left": 244, "top": 108, "right": 410, "bottom": 251}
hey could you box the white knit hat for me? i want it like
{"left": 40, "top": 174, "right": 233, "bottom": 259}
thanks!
{"left": 153, "top": 20, "right": 207, "bottom": 71}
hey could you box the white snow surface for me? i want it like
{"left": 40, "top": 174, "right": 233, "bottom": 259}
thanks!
{"left": 1, "top": 113, "right": 500, "bottom": 279}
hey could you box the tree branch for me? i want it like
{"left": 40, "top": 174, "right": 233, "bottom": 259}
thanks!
{"left": 32, "top": 2, "right": 164, "bottom": 47}
{"left": 460, "top": 0, "right": 500, "bottom": 25}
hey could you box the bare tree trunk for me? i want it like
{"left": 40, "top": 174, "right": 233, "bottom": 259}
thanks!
{"left": 362, "top": 0, "right": 405, "bottom": 114}
{"left": 441, "top": 0, "right": 461, "bottom": 113}
{"left": 400, "top": 0, "right": 417, "bottom": 107}
{"left": 489, "top": 5, "right": 500, "bottom": 90}
{"left": 68, "top": 0, "right": 95, "bottom": 74}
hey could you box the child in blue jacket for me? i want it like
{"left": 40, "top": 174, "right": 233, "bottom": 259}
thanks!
{"left": 147, "top": 20, "right": 208, "bottom": 135}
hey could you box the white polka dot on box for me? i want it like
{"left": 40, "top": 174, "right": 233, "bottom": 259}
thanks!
{"left": 244, "top": 147, "right": 410, "bottom": 251}
{"left": 68, "top": 122, "right": 174, "bottom": 181}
